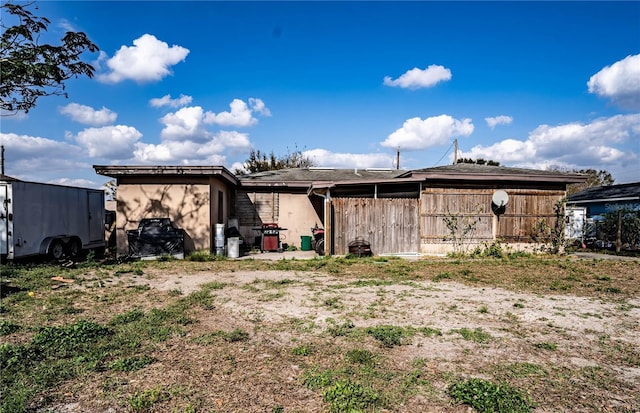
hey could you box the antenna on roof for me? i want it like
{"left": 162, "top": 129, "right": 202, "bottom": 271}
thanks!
{"left": 396, "top": 147, "right": 400, "bottom": 170}
{"left": 1, "top": 145, "right": 4, "bottom": 175}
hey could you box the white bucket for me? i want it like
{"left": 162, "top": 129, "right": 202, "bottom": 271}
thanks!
{"left": 215, "top": 223, "right": 225, "bottom": 235}
{"left": 227, "top": 237, "right": 240, "bottom": 258}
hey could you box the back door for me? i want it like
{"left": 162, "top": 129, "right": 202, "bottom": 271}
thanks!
{"left": 88, "top": 191, "right": 104, "bottom": 243}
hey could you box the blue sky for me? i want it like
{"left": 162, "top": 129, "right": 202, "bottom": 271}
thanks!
{"left": 1, "top": 1, "right": 639, "bottom": 188}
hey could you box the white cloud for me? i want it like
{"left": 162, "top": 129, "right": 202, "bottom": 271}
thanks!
{"left": 149, "top": 94, "right": 193, "bottom": 108}
{"left": 160, "top": 99, "right": 268, "bottom": 140}
{"left": 59, "top": 103, "right": 117, "bottom": 126}
{"left": 0, "top": 132, "right": 82, "bottom": 158}
{"left": 133, "top": 131, "right": 250, "bottom": 164}
{"left": 485, "top": 115, "right": 513, "bottom": 129}
{"left": 75, "top": 125, "right": 143, "bottom": 158}
{"left": 98, "top": 34, "right": 190, "bottom": 83}
{"left": 249, "top": 98, "right": 272, "bottom": 116}
{"left": 160, "top": 106, "right": 210, "bottom": 141}
{"left": 458, "top": 139, "right": 536, "bottom": 164}
{"left": 58, "top": 18, "right": 76, "bottom": 32}
{"left": 304, "top": 149, "right": 395, "bottom": 169}
{"left": 383, "top": 65, "right": 452, "bottom": 89}
{"left": 459, "top": 114, "right": 640, "bottom": 178}
{"left": 0, "top": 132, "right": 89, "bottom": 182}
{"left": 204, "top": 99, "right": 260, "bottom": 127}
{"left": 381, "top": 114, "right": 474, "bottom": 150}
{"left": 587, "top": 54, "right": 640, "bottom": 110}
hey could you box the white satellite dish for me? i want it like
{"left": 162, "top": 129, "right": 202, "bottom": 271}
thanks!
{"left": 492, "top": 190, "right": 509, "bottom": 208}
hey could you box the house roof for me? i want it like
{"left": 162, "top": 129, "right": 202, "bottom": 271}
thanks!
{"left": 402, "top": 164, "right": 587, "bottom": 183}
{"left": 238, "top": 167, "right": 413, "bottom": 188}
{"left": 93, "top": 165, "right": 238, "bottom": 185}
{"left": 239, "top": 164, "right": 586, "bottom": 188}
{"left": 568, "top": 182, "right": 640, "bottom": 203}
{"left": 93, "top": 163, "right": 586, "bottom": 190}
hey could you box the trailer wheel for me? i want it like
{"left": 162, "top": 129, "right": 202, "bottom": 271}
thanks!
{"left": 67, "top": 239, "right": 82, "bottom": 259}
{"left": 49, "top": 240, "right": 65, "bottom": 260}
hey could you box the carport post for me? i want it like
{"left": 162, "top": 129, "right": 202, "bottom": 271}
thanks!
{"left": 324, "top": 189, "right": 332, "bottom": 256}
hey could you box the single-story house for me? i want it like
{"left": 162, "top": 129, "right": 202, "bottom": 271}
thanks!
{"left": 95, "top": 163, "right": 585, "bottom": 256}
{"left": 566, "top": 182, "right": 640, "bottom": 243}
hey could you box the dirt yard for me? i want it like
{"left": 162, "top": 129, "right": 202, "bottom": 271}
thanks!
{"left": 44, "top": 255, "right": 637, "bottom": 413}
{"left": 5, "top": 255, "right": 639, "bottom": 412}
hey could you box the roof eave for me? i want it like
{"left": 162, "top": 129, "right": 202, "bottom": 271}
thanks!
{"left": 93, "top": 165, "right": 239, "bottom": 185}
{"left": 412, "top": 172, "right": 586, "bottom": 183}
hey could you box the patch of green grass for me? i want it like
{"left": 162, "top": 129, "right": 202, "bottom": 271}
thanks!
{"left": 31, "top": 320, "right": 113, "bottom": 357}
{"left": 326, "top": 319, "right": 356, "bottom": 337}
{"left": 448, "top": 378, "right": 533, "bottom": 412}
{"left": 109, "top": 308, "right": 145, "bottom": 325}
{"left": 192, "top": 328, "right": 249, "bottom": 345}
{"left": 109, "top": 355, "right": 155, "bottom": 372}
{"left": 365, "top": 325, "right": 413, "bottom": 347}
{"left": 168, "top": 288, "right": 183, "bottom": 296}
{"left": 187, "top": 250, "right": 217, "bottom": 261}
{"left": 0, "top": 319, "right": 114, "bottom": 413}
{"left": 323, "top": 296, "right": 342, "bottom": 309}
{"left": 0, "top": 320, "right": 20, "bottom": 336}
{"left": 349, "top": 279, "right": 395, "bottom": 287}
{"left": 418, "top": 326, "right": 443, "bottom": 337}
{"left": 432, "top": 271, "right": 452, "bottom": 282}
{"left": 322, "top": 379, "right": 381, "bottom": 413}
{"left": 303, "top": 368, "right": 339, "bottom": 390}
{"left": 128, "top": 387, "right": 172, "bottom": 412}
{"left": 451, "top": 327, "right": 492, "bottom": 343}
{"left": 345, "top": 348, "right": 376, "bottom": 366}
{"left": 496, "top": 362, "right": 548, "bottom": 379}
{"left": 478, "top": 305, "right": 489, "bottom": 314}
{"left": 291, "top": 345, "right": 312, "bottom": 356}
{"left": 534, "top": 341, "right": 557, "bottom": 351}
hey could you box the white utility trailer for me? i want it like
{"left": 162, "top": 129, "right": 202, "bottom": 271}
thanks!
{"left": 0, "top": 179, "right": 105, "bottom": 261}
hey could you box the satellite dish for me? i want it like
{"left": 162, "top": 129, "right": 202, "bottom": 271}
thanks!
{"left": 492, "top": 190, "right": 509, "bottom": 207}
{"left": 491, "top": 190, "right": 509, "bottom": 216}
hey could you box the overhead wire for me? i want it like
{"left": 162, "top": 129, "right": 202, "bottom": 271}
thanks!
{"left": 432, "top": 139, "right": 455, "bottom": 167}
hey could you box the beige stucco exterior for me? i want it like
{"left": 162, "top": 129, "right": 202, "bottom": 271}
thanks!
{"left": 236, "top": 190, "right": 322, "bottom": 250}
{"left": 94, "top": 166, "right": 237, "bottom": 256}
{"left": 115, "top": 183, "right": 211, "bottom": 254}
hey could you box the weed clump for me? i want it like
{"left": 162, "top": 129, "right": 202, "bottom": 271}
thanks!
{"left": 448, "top": 378, "right": 533, "bottom": 412}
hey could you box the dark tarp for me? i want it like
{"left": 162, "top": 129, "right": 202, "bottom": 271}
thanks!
{"left": 127, "top": 218, "right": 184, "bottom": 259}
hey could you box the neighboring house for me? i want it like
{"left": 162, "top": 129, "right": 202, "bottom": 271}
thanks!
{"left": 95, "top": 163, "right": 585, "bottom": 256}
{"left": 566, "top": 182, "right": 640, "bottom": 243}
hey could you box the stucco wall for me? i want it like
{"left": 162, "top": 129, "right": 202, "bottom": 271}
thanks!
{"left": 277, "top": 193, "right": 322, "bottom": 249}
{"left": 115, "top": 184, "right": 211, "bottom": 255}
{"left": 235, "top": 191, "right": 321, "bottom": 250}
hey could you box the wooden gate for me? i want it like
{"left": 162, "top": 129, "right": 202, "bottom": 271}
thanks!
{"left": 333, "top": 198, "right": 419, "bottom": 255}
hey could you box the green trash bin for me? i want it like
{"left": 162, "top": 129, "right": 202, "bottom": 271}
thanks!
{"left": 300, "top": 235, "right": 312, "bottom": 251}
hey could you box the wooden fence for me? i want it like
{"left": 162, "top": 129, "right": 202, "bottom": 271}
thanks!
{"left": 420, "top": 187, "right": 566, "bottom": 244}
{"left": 333, "top": 198, "right": 420, "bottom": 254}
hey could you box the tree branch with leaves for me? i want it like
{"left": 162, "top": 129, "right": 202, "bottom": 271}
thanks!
{"left": 1, "top": 1, "right": 99, "bottom": 114}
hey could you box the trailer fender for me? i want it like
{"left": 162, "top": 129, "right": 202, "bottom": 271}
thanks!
{"left": 40, "top": 237, "right": 67, "bottom": 259}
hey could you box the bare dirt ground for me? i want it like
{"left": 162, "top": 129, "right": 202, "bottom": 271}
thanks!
{"left": 47, "top": 255, "right": 639, "bottom": 413}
